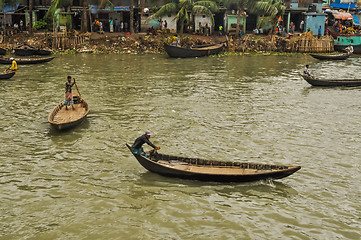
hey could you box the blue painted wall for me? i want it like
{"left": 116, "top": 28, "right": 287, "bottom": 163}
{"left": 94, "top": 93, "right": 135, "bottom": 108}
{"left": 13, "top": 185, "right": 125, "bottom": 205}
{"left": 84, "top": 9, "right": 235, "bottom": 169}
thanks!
{"left": 304, "top": 13, "right": 326, "bottom": 36}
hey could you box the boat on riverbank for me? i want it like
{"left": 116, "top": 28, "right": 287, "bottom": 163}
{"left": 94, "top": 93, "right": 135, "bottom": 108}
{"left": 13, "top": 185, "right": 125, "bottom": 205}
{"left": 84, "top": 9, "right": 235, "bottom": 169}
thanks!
{"left": 48, "top": 93, "right": 89, "bottom": 130}
{"left": 164, "top": 42, "right": 224, "bottom": 58}
{"left": 0, "top": 48, "right": 6, "bottom": 55}
{"left": 0, "top": 70, "right": 15, "bottom": 80}
{"left": 0, "top": 56, "right": 54, "bottom": 64}
{"left": 310, "top": 47, "right": 353, "bottom": 60}
{"left": 301, "top": 74, "right": 361, "bottom": 87}
{"left": 126, "top": 143, "right": 301, "bottom": 182}
{"left": 14, "top": 44, "right": 51, "bottom": 56}
{"left": 334, "top": 36, "right": 361, "bottom": 54}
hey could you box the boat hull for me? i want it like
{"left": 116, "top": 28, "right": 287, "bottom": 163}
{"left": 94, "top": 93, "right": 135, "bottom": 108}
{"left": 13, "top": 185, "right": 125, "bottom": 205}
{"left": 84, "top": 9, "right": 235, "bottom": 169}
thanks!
{"left": 310, "top": 52, "right": 352, "bottom": 60}
{"left": 0, "top": 71, "right": 15, "bottom": 79}
{"left": 164, "top": 43, "right": 224, "bottom": 58}
{"left": 0, "top": 56, "right": 55, "bottom": 64}
{"left": 301, "top": 74, "right": 361, "bottom": 87}
{"left": 0, "top": 48, "right": 6, "bottom": 55}
{"left": 48, "top": 97, "right": 89, "bottom": 131}
{"left": 126, "top": 144, "right": 300, "bottom": 182}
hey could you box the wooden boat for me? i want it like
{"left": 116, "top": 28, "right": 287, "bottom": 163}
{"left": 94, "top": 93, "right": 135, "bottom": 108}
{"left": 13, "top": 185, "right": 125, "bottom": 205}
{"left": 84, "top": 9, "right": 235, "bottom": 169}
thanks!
{"left": 334, "top": 36, "right": 361, "bottom": 54}
{"left": 0, "top": 48, "right": 6, "bottom": 55}
{"left": 35, "top": 49, "right": 52, "bottom": 55}
{"left": 301, "top": 74, "right": 361, "bottom": 87}
{"left": 164, "top": 42, "right": 224, "bottom": 58}
{"left": 0, "top": 71, "right": 15, "bottom": 80}
{"left": 14, "top": 46, "right": 51, "bottom": 56}
{"left": 14, "top": 45, "right": 37, "bottom": 56}
{"left": 126, "top": 143, "right": 301, "bottom": 182}
{"left": 48, "top": 93, "right": 89, "bottom": 130}
{"left": 310, "top": 51, "right": 352, "bottom": 60}
{"left": 0, "top": 56, "right": 54, "bottom": 65}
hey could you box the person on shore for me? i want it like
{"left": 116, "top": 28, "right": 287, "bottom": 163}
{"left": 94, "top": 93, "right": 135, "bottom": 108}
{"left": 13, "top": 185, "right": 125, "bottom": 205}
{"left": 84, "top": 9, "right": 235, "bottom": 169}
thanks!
{"left": 109, "top": 18, "right": 114, "bottom": 32}
{"left": 318, "top": 25, "right": 322, "bottom": 39}
{"left": 64, "top": 76, "right": 76, "bottom": 110}
{"left": 132, "top": 131, "right": 160, "bottom": 158}
{"left": 219, "top": 25, "right": 223, "bottom": 36}
{"left": 120, "top": 21, "right": 124, "bottom": 32}
{"left": 20, "top": 20, "right": 23, "bottom": 32}
{"left": 164, "top": 20, "right": 168, "bottom": 30}
{"left": 171, "top": 34, "right": 178, "bottom": 46}
{"left": 94, "top": 18, "right": 100, "bottom": 32}
{"left": 8, "top": 57, "right": 17, "bottom": 72}
{"left": 114, "top": 19, "right": 119, "bottom": 32}
{"left": 303, "top": 65, "right": 311, "bottom": 77}
{"left": 300, "top": 20, "right": 304, "bottom": 33}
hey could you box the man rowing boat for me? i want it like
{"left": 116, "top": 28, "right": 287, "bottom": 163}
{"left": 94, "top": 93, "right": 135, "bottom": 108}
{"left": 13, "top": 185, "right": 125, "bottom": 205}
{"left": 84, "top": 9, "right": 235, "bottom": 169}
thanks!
{"left": 64, "top": 76, "right": 76, "bottom": 110}
{"left": 132, "top": 130, "right": 160, "bottom": 158}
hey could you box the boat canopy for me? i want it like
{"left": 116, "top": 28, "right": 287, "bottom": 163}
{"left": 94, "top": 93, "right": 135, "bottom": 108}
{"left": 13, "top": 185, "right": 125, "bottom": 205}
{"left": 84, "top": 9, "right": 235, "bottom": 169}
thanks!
{"left": 331, "top": 11, "right": 353, "bottom": 20}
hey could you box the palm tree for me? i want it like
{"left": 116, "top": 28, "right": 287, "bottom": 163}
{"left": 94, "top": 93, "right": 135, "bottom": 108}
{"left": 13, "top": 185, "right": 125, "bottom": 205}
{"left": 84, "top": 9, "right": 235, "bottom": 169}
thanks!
{"left": 226, "top": 0, "right": 285, "bottom": 37}
{"left": 151, "top": 0, "right": 219, "bottom": 33}
{"left": 250, "top": 0, "right": 285, "bottom": 33}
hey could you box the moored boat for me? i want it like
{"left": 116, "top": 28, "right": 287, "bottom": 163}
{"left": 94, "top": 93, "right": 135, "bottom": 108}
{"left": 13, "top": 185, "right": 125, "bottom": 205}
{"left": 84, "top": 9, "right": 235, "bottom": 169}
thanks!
{"left": 334, "top": 36, "right": 361, "bottom": 54}
{"left": 0, "top": 56, "right": 54, "bottom": 64}
{"left": 301, "top": 74, "right": 361, "bottom": 87}
{"left": 126, "top": 143, "right": 301, "bottom": 182}
{"left": 164, "top": 42, "right": 224, "bottom": 58}
{"left": 48, "top": 93, "right": 89, "bottom": 130}
{"left": 0, "top": 70, "right": 15, "bottom": 80}
{"left": 310, "top": 48, "right": 352, "bottom": 60}
{"left": 0, "top": 47, "right": 6, "bottom": 55}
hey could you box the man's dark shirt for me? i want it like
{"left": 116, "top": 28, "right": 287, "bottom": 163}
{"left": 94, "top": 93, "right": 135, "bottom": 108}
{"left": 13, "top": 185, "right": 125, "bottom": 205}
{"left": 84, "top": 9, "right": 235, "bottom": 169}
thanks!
{"left": 133, "top": 134, "right": 155, "bottom": 149}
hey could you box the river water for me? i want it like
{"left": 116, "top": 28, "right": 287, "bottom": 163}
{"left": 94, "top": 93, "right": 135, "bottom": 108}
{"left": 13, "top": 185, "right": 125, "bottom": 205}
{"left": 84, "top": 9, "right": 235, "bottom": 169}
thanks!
{"left": 1, "top": 53, "right": 360, "bottom": 239}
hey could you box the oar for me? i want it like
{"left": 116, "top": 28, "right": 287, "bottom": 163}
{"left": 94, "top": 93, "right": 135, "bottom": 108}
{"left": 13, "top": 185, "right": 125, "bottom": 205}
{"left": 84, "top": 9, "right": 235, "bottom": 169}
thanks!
{"left": 74, "top": 78, "right": 82, "bottom": 99}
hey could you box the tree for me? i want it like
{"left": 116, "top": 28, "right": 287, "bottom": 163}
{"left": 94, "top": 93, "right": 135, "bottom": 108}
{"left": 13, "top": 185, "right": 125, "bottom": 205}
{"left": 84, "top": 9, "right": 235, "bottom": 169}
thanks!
{"left": 226, "top": 0, "right": 285, "bottom": 37}
{"left": 151, "top": 0, "right": 219, "bottom": 33}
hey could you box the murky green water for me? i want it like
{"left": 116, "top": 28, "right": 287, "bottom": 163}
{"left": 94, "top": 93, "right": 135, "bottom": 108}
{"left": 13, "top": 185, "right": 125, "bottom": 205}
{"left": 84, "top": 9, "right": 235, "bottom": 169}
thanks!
{"left": 1, "top": 53, "right": 360, "bottom": 239}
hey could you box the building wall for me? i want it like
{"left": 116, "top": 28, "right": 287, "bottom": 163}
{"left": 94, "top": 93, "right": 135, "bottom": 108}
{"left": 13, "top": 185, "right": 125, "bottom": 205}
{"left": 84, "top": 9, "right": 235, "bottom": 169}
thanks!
{"left": 304, "top": 14, "right": 326, "bottom": 36}
{"left": 227, "top": 15, "right": 246, "bottom": 33}
{"left": 194, "top": 15, "right": 213, "bottom": 34}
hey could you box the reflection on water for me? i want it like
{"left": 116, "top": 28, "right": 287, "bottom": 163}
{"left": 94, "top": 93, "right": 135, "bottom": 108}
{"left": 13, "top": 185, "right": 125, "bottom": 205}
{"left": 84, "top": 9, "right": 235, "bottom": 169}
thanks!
{"left": 0, "top": 54, "right": 360, "bottom": 239}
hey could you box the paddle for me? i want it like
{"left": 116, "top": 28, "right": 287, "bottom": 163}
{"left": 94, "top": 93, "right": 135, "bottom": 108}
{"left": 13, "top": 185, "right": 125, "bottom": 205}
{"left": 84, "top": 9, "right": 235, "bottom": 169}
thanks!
{"left": 74, "top": 78, "right": 81, "bottom": 99}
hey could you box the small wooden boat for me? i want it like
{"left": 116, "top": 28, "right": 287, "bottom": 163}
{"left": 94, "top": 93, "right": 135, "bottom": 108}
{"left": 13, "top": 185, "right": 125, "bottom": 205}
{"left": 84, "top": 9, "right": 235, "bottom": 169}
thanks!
{"left": 0, "top": 70, "right": 15, "bottom": 79}
{"left": 14, "top": 45, "right": 51, "bottom": 56}
{"left": 35, "top": 49, "right": 52, "bottom": 55}
{"left": 0, "top": 48, "right": 6, "bottom": 55}
{"left": 310, "top": 51, "right": 352, "bottom": 60}
{"left": 301, "top": 74, "right": 361, "bottom": 87}
{"left": 0, "top": 56, "right": 54, "bottom": 65}
{"left": 126, "top": 143, "right": 301, "bottom": 182}
{"left": 164, "top": 42, "right": 224, "bottom": 58}
{"left": 48, "top": 93, "right": 89, "bottom": 130}
{"left": 14, "top": 45, "right": 37, "bottom": 56}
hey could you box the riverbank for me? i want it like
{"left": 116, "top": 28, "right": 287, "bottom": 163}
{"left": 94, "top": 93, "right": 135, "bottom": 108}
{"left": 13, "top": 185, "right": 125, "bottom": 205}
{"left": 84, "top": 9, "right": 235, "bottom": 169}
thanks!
{"left": 0, "top": 31, "right": 334, "bottom": 54}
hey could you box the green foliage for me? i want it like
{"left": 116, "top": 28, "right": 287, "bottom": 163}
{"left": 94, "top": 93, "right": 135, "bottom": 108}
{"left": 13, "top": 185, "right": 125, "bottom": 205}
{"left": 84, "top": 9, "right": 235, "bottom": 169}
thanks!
{"left": 33, "top": 19, "right": 47, "bottom": 30}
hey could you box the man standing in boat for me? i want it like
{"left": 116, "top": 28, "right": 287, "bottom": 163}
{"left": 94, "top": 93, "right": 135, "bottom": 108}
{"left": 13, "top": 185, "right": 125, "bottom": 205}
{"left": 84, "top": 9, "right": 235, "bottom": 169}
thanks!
{"left": 64, "top": 76, "right": 76, "bottom": 110}
{"left": 8, "top": 57, "right": 17, "bottom": 72}
{"left": 132, "top": 131, "right": 160, "bottom": 158}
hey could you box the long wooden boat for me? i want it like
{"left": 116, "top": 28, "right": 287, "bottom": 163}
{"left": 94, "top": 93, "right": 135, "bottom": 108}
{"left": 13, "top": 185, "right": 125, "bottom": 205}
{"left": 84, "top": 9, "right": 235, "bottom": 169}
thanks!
{"left": 0, "top": 56, "right": 54, "bottom": 64}
{"left": 301, "top": 74, "right": 361, "bottom": 87}
{"left": 14, "top": 46, "right": 37, "bottom": 56}
{"left": 0, "top": 71, "right": 15, "bottom": 79}
{"left": 164, "top": 42, "right": 224, "bottom": 58}
{"left": 0, "top": 48, "right": 6, "bottom": 55}
{"left": 48, "top": 94, "right": 89, "bottom": 130}
{"left": 126, "top": 143, "right": 301, "bottom": 182}
{"left": 310, "top": 51, "right": 352, "bottom": 60}
{"left": 14, "top": 46, "right": 51, "bottom": 56}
